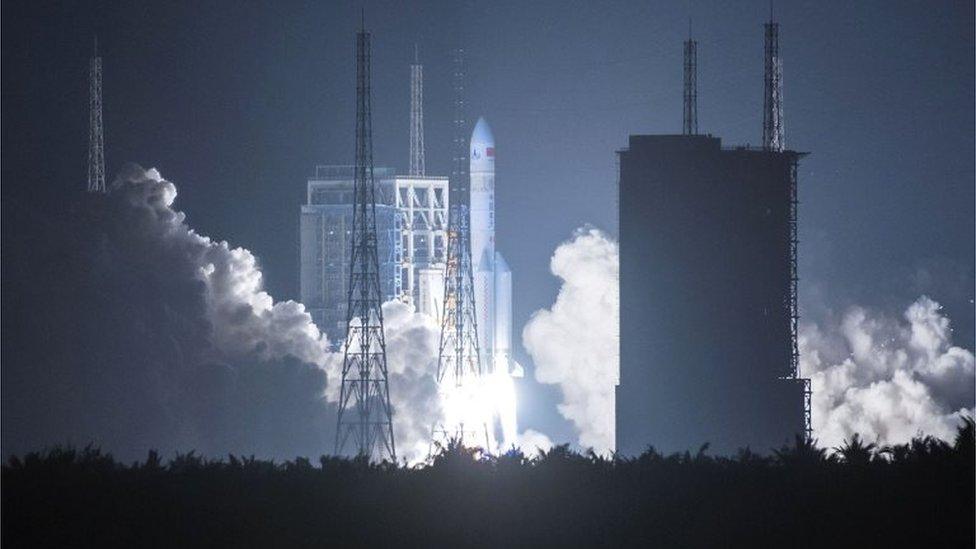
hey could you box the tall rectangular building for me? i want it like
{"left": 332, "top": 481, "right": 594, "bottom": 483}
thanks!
{"left": 616, "top": 134, "right": 807, "bottom": 456}
{"left": 300, "top": 165, "right": 400, "bottom": 347}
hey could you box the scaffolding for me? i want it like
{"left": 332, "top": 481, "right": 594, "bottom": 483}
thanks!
{"left": 394, "top": 176, "right": 449, "bottom": 309}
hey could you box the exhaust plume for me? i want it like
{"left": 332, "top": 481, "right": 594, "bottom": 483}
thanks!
{"left": 800, "top": 296, "right": 975, "bottom": 447}
{"left": 523, "top": 228, "right": 619, "bottom": 455}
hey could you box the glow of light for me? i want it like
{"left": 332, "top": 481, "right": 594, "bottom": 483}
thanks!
{"left": 437, "top": 364, "right": 519, "bottom": 455}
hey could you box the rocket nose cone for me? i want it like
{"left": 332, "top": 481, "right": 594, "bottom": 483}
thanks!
{"left": 471, "top": 117, "right": 494, "bottom": 147}
{"left": 470, "top": 116, "right": 495, "bottom": 172}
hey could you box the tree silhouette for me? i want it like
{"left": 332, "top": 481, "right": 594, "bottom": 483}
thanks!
{"left": 3, "top": 418, "right": 972, "bottom": 547}
{"left": 835, "top": 433, "right": 877, "bottom": 466}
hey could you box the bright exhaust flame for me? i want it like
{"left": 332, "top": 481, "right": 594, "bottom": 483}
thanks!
{"left": 437, "top": 365, "right": 519, "bottom": 454}
{"left": 490, "top": 362, "right": 519, "bottom": 451}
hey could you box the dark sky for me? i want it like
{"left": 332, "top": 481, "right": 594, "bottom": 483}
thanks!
{"left": 3, "top": 1, "right": 973, "bottom": 447}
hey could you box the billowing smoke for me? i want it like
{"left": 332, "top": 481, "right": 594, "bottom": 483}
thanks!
{"left": 2, "top": 166, "right": 340, "bottom": 460}
{"left": 523, "top": 228, "right": 619, "bottom": 455}
{"left": 800, "top": 296, "right": 975, "bottom": 447}
{"left": 23, "top": 167, "right": 968, "bottom": 462}
{"left": 373, "top": 300, "right": 442, "bottom": 464}
{"left": 516, "top": 429, "right": 554, "bottom": 457}
{"left": 1, "top": 166, "right": 449, "bottom": 463}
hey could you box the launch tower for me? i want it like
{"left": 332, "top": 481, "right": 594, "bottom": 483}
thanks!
{"left": 334, "top": 22, "right": 396, "bottom": 461}
{"left": 409, "top": 45, "right": 425, "bottom": 177}
{"left": 450, "top": 49, "right": 469, "bottom": 208}
{"left": 87, "top": 37, "right": 105, "bottom": 194}
{"left": 763, "top": 13, "right": 784, "bottom": 151}
{"left": 683, "top": 22, "right": 698, "bottom": 136}
{"left": 432, "top": 204, "right": 489, "bottom": 449}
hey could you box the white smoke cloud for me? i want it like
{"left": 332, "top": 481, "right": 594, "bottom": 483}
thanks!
{"left": 375, "top": 300, "right": 442, "bottom": 464}
{"left": 120, "top": 166, "right": 333, "bottom": 367}
{"left": 800, "top": 296, "right": 975, "bottom": 448}
{"left": 0, "top": 164, "right": 354, "bottom": 460}
{"left": 516, "top": 429, "right": 554, "bottom": 457}
{"left": 523, "top": 228, "right": 619, "bottom": 455}
{"left": 133, "top": 167, "right": 455, "bottom": 464}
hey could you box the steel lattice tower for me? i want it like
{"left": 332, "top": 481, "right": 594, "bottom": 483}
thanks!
{"left": 87, "top": 37, "right": 106, "bottom": 193}
{"left": 786, "top": 157, "right": 812, "bottom": 440}
{"left": 432, "top": 205, "right": 488, "bottom": 448}
{"left": 334, "top": 22, "right": 396, "bottom": 461}
{"left": 450, "top": 48, "right": 468, "bottom": 208}
{"left": 437, "top": 205, "right": 481, "bottom": 387}
{"left": 762, "top": 17, "right": 784, "bottom": 151}
{"left": 682, "top": 22, "right": 698, "bottom": 135}
{"left": 409, "top": 45, "right": 425, "bottom": 176}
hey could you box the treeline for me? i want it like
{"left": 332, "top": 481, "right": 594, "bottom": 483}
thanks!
{"left": 3, "top": 420, "right": 973, "bottom": 547}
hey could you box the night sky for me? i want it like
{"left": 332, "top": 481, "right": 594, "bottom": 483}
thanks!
{"left": 3, "top": 1, "right": 973, "bottom": 452}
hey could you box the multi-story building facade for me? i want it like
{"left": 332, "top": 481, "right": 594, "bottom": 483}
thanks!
{"left": 300, "top": 166, "right": 449, "bottom": 346}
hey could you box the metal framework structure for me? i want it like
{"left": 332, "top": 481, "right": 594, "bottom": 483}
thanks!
{"left": 432, "top": 205, "right": 488, "bottom": 448}
{"left": 393, "top": 204, "right": 404, "bottom": 301}
{"left": 765, "top": 13, "right": 808, "bottom": 438}
{"left": 437, "top": 205, "right": 480, "bottom": 386}
{"left": 786, "top": 156, "right": 812, "bottom": 439}
{"left": 394, "top": 176, "right": 449, "bottom": 311}
{"left": 409, "top": 45, "right": 425, "bottom": 176}
{"left": 762, "top": 19, "right": 784, "bottom": 151}
{"left": 682, "top": 23, "right": 698, "bottom": 135}
{"left": 335, "top": 24, "right": 396, "bottom": 461}
{"left": 87, "top": 37, "right": 106, "bottom": 193}
{"left": 450, "top": 48, "right": 468, "bottom": 208}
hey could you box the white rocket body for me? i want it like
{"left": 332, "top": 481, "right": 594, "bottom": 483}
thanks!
{"left": 469, "top": 117, "right": 519, "bottom": 450}
{"left": 470, "top": 117, "right": 496, "bottom": 371}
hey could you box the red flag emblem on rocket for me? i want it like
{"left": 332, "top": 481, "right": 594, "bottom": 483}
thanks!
{"left": 486, "top": 147, "right": 494, "bottom": 157}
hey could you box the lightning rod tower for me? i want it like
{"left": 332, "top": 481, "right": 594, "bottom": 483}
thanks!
{"left": 87, "top": 37, "right": 106, "bottom": 193}
{"left": 682, "top": 20, "right": 698, "bottom": 135}
{"left": 335, "top": 20, "right": 397, "bottom": 462}
{"left": 409, "top": 44, "right": 425, "bottom": 176}
{"left": 432, "top": 204, "right": 488, "bottom": 449}
{"left": 450, "top": 48, "right": 468, "bottom": 208}
{"left": 762, "top": 12, "right": 784, "bottom": 151}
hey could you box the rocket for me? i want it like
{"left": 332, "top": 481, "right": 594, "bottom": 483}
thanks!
{"left": 469, "top": 117, "right": 498, "bottom": 371}
{"left": 470, "top": 117, "right": 520, "bottom": 449}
